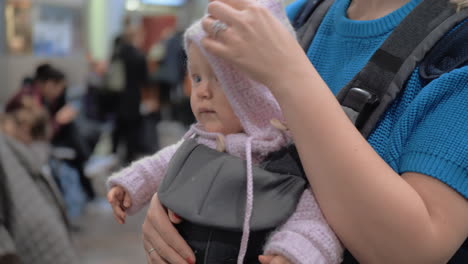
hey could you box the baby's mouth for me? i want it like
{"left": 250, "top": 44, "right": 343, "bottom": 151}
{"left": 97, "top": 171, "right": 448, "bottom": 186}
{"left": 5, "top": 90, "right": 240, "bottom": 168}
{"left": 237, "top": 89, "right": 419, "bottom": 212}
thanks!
{"left": 199, "top": 108, "right": 215, "bottom": 114}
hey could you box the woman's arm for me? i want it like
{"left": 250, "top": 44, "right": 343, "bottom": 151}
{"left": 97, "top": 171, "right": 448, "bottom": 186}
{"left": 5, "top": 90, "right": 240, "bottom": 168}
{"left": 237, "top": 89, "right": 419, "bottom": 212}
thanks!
{"left": 201, "top": 1, "right": 468, "bottom": 262}
{"left": 267, "top": 62, "right": 468, "bottom": 263}
{"left": 107, "top": 140, "right": 183, "bottom": 214}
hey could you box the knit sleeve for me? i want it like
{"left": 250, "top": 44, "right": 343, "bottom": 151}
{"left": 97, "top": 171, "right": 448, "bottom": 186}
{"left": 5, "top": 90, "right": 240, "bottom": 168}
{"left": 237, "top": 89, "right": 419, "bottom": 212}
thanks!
{"left": 263, "top": 189, "right": 343, "bottom": 264}
{"left": 396, "top": 66, "right": 468, "bottom": 198}
{"left": 106, "top": 140, "right": 183, "bottom": 215}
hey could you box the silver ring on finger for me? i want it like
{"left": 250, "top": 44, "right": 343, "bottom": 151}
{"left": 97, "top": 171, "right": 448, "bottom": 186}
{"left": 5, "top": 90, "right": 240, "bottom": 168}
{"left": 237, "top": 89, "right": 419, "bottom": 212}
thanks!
{"left": 212, "top": 20, "right": 228, "bottom": 39}
{"left": 147, "top": 247, "right": 156, "bottom": 254}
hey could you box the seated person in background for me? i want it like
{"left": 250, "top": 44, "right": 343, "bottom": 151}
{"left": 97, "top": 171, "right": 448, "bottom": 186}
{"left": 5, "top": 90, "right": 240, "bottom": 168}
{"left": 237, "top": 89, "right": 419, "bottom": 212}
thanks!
{"left": 6, "top": 63, "right": 76, "bottom": 135}
{"left": 0, "top": 104, "right": 51, "bottom": 145}
{"left": 6, "top": 63, "right": 96, "bottom": 199}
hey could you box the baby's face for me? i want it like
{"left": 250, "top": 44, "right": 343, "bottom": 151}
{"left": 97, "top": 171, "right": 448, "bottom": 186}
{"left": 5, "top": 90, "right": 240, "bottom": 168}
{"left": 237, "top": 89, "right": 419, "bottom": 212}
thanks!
{"left": 188, "top": 44, "right": 243, "bottom": 135}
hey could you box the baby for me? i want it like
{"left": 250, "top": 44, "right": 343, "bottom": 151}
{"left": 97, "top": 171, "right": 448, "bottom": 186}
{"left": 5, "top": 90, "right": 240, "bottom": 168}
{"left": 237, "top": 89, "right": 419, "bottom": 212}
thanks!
{"left": 107, "top": 0, "right": 343, "bottom": 263}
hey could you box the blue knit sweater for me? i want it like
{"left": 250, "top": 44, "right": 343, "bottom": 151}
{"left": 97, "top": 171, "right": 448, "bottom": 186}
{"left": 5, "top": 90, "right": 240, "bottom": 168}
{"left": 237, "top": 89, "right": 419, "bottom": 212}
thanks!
{"left": 287, "top": 0, "right": 468, "bottom": 198}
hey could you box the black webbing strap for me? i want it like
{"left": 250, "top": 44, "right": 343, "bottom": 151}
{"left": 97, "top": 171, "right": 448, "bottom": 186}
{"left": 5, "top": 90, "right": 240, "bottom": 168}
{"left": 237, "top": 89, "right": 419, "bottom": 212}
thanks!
{"left": 294, "top": 0, "right": 334, "bottom": 49}
{"left": 419, "top": 20, "right": 468, "bottom": 81}
{"left": 336, "top": 0, "right": 468, "bottom": 138}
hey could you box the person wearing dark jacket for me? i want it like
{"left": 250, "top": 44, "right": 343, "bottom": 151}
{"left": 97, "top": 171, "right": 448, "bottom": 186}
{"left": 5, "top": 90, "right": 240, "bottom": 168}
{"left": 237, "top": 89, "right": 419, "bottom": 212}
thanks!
{"left": 111, "top": 27, "right": 149, "bottom": 163}
{"left": 6, "top": 64, "right": 95, "bottom": 200}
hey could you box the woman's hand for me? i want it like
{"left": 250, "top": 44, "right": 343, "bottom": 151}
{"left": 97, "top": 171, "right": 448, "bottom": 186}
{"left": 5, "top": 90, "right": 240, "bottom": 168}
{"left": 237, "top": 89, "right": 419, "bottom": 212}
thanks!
{"left": 200, "top": 0, "right": 310, "bottom": 88}
{"left": 142, "top": 193, "right": 195, "bottom": 264}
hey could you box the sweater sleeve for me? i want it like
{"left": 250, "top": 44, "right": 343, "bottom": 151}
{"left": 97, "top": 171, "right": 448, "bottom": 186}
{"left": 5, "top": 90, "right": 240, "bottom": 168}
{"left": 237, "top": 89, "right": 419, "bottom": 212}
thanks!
{"left": 397, "top": 66, "right": 468, "bottom": 198}
{"left": 106, "top": 140, "right": 183, "bottom": 215}
{"left": 263, "top": 189, "right": 343, "bottom": 264}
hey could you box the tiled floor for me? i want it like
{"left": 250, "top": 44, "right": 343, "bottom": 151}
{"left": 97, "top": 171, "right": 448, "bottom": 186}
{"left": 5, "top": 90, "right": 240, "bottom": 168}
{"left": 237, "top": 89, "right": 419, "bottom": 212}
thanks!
{"left": 73, "top": 199, "right": 148, "bottom": 264}
{"left": 73, "top": 120, "right": 187, "bottom": 263}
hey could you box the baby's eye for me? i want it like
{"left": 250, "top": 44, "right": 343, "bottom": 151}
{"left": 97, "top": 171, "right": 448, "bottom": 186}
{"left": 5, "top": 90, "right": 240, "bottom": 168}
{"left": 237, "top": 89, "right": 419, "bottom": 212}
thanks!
{"left": 192, "top": 74, "right": 202, "bottom": 83}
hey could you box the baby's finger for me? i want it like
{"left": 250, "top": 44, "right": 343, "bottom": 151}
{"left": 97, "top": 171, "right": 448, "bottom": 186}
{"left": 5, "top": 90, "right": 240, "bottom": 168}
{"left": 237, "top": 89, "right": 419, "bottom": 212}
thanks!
{"left": 108, "top": 188, "right": 124, "bottom": 205}
{"left": 113, "top": 210, "right": 124, "bottom": 224}
{"left": 107, "top": 188, "right": 118, "bottom": 203}
{"left": 112, "top": 203, "right": 126, "bottom": 224}
{"left": 123, "top": 191, "right": 132, "bottom": 208}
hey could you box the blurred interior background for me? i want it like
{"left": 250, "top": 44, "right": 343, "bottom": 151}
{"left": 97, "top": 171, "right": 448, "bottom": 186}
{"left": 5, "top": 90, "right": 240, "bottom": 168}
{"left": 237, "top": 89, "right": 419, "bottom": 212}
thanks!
{"left": 0, "top": 0, "right": 207, "bottom": 263}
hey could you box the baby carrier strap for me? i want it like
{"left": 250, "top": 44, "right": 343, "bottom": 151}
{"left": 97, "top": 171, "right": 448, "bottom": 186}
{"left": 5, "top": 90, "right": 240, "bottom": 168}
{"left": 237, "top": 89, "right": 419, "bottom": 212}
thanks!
{"left": 336, "top": 0, "right": 468, "bottom": 138}
{"left": 419, "top": 19, "right": 468, "bottom": 82}
{"left": 293, "top": 0, "right": 468, "bottom": 138}
{"left": 293, "top": 0, "right": 334, "bottom": 49}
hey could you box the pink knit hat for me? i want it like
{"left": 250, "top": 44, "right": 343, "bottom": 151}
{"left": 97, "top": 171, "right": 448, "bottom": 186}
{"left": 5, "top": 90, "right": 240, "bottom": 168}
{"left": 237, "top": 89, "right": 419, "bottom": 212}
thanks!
{"left": 183, "top": 0, "right": 296, "bottom": 263}
{"left": 183, "top": 0, "right": 296, "bottom": 161}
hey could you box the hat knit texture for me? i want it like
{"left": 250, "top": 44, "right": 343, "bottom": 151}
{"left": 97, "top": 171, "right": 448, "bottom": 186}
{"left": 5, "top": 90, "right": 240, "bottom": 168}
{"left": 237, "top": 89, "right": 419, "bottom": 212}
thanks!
{"left": 183, "top": 0, "right": 296, "bottom": 263}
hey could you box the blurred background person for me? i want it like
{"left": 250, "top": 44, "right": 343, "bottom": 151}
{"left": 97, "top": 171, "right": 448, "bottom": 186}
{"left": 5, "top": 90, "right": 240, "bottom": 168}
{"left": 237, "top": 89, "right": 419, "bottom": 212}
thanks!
{"left": 0, "top": 0, "right": 207, "bottom": 262}
{"left": 5, "top": 63, "right": 96, "bottom": 201}
{"left": 108, "top": 26, "right": 149, "bottom": 164}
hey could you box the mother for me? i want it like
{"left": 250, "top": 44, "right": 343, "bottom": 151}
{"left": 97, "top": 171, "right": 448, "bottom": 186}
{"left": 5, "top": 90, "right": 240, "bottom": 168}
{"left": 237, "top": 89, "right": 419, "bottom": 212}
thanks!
{"left": 142, "top": 0, "right": 468, "bottom": 263}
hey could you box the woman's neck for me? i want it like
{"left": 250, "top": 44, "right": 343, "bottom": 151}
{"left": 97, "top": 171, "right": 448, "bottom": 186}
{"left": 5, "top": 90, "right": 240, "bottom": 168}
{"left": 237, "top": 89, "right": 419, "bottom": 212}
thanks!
{"left": 347, "top": 0, "right": 411, "bottom": 20}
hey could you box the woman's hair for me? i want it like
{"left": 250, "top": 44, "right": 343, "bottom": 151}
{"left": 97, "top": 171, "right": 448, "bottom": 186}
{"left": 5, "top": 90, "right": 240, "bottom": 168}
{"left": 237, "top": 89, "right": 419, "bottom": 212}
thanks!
{"left": 451, "top": 0, "right": 468, "bottom": 10}
{"left": 34, "top": 63, "right": 65, "bottom": 83}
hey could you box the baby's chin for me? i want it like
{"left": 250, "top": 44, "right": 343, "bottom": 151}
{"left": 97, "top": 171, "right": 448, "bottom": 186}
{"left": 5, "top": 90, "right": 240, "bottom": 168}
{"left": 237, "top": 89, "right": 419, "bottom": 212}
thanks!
{"left": 198, "top": 123, "right": 241, "bottom": 135}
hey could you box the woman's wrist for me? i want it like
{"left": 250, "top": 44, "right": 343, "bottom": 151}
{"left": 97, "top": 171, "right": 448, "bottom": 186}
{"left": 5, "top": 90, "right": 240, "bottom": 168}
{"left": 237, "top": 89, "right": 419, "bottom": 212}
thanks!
{"left": 266, "top": 56, "right": 331, "bottom": 108}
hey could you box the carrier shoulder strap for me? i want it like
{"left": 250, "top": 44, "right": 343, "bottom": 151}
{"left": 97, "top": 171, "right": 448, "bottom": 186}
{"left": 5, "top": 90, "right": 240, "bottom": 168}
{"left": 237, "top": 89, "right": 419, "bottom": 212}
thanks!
{"left": 337, "top": 0, "right": 468, "bottom": 138}
{"left": 294, "top": 0, "right": 468, "bottom": 138}
{"left": 294, "top": 0, "right": 334, "bottom": 49}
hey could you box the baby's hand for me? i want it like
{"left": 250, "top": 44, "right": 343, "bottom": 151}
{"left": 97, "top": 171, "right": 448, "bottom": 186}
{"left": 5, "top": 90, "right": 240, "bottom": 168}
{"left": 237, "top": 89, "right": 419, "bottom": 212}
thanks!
{"left": 107, "top": 186, "right": 132, "bottom": 224}
{"left": 259, "top": 255, "right": 292, "bottom": 264}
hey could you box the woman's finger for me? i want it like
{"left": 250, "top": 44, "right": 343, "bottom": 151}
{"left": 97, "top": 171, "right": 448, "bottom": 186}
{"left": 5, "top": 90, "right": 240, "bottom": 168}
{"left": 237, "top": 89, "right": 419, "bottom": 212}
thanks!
{"left": 168, "top": 210, "right": 183, "bottom": 224}
{"left": 210, "top": 0, "right": 250, "bottom": 11}
{"left": 147, "top": 195, "right": 195, "bottom": 262}
{"left": 144, "top": 194, "right": 195, "bottom": 263}
{"left": 207, "top": 1, "right": 242, "bottom": 25}
{"left": 142, "top": 218, "right": 186, "bottom": 264}
{"left": 201, "top": 36, "right": 230, "bottom": 58}
{"left": 271, "top": 256, "right": 291, "bottom": 264}
{"left": 258, "top": 255, "right": 274, "bottom": 264}
{"left": 201, "top": 17, "right": 231, "bottom": 42}
{"left": 144, "top": 238, "right": 169, "bottom": 264}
